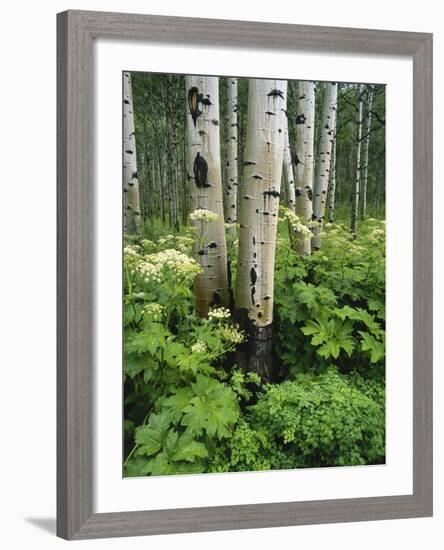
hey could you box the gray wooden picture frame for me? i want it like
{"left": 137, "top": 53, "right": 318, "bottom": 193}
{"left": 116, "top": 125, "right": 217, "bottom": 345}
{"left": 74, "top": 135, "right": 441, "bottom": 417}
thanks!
{"left": 57, "top": 9, "right": 433, "bottom": 540}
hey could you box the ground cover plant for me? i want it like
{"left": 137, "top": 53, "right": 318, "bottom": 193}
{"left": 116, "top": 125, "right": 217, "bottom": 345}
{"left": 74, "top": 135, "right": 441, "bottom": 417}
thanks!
{"left": 123, "top": 73, "right": 386, "bottom": 476}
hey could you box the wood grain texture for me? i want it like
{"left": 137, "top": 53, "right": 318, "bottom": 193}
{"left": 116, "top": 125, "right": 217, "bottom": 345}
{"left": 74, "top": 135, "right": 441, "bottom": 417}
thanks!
{"left": 57, "top": 10, "right": 94, "bottom": 540}
{"left": 56, "top": 10, "right": 433, "bottom": 540}
{"left": 412, "top": 35, "right": 433, "bottom": 513}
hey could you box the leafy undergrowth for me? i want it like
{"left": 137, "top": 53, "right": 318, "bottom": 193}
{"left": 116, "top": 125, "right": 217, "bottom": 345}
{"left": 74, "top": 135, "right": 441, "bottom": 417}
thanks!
{"left": 123, "top": 218, "right": 386, "bottom": 477}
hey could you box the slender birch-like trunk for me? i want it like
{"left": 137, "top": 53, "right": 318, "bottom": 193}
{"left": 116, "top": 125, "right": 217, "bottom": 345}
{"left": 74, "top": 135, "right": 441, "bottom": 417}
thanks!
{"left": 327, "top": 134, "right": 337, "bottom": 223}
{"left": 294, "top": 81, "right": 316, "bottom": 255}
{"left": 312, "top": 82, "right": 338, "bottom": 249}
{"left": 351, "top": 84, "right": 364, "bottom": 237}
{"left": 123, "top": 72, "right": 141, "bottom": 234}
{"left": 226, "top": 78, "right": 238, "bottom": 232}
{"left": 283, "top": 117, "right": 296, "bottom": 211}
{"left": 185, "top": 76, "right": 229, "bottom": 317}
{"left": 235, "top": 79, "right": 287, "bottom": 381}
{"left": 360, "top": 88, "right": 374, "bottom": 220}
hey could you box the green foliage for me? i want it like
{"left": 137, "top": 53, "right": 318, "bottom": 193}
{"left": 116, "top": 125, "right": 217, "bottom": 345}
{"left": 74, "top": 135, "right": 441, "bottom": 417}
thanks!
{"left": 127, "top": 412, "right": 209, "bottom": 476}
{"left": 123, "top": 236, "right": 244, "bottom": 477}
{"left": 274, "top": 218, "right": 385, "bottom": 376}
{"left": 124, "top": 216, "right": 386, "bottom": 477}
{"left": 302, "top": 314, "right": 355, "bottom": 359}
{"left": 164, "top": 375, "right": 240, "bottom": 439}
{"left": 249, "top": 370, "right": 385, "bottom": 468}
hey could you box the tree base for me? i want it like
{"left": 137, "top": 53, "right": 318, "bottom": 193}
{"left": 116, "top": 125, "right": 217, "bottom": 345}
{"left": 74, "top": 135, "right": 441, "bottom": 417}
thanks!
{"left": 235, "top": 310, "right": 276, "bottom": 382}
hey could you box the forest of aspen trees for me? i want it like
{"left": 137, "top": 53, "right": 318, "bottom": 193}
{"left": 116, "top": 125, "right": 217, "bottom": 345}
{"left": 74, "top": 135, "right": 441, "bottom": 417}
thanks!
{"left": 123, "top": 73, "right": 386, "bottom": 477}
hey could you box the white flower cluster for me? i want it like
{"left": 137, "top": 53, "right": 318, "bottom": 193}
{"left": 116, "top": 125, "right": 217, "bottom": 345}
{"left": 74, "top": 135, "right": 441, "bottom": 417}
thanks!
{"left": 368, "top": 228, "right": 385, "bottom": 243}
{"left": 189, "top": 209, "right": 219, "bottom": 222}
{"left": 124, "top": 244, "right": 142, "bottom": 270}
{"left": 137, "top": 248, "right": 201, "bottom": 283}
{"left": 138, "top": 260, "right": 163, "bottom": 283}
{"left": 142, "top": 303, "right": 164, "bottom": 322}
{"left": 134, "top": 248, "right": 199, "bottom": 284}
{"left": 124, "top": 244, "right": 141, "bottom": 257}
{"left": 208, "top": 307, "right": 231, "bottom": 321}
{"left": 176, "top": 236, "right": 194, "bottom": 253}
{"left": 221, "top": 325, "right": 245, "bottom": 344}
{"left": 191, "top": 340, "right": 207, "bottom": 353}
{"left": 282, "top": 209, "right": 312, "bottom": 237}
{"left": 150, "top": 249, "right": 200, "bottom": 273}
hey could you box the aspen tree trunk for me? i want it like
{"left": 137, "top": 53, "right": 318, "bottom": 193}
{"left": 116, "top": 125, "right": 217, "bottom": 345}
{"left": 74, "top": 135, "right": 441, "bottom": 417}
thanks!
{"left": 123, "top": 72, "right": 141, "bottom": 234}
{"left": 283, "top": 117, "right": 296, "bottom": 211}
{"left": 327, "top": 135, "right": 337, "bottom": 223}
{"left": 171, "top": 120, "right": 180, "bottom": 231}
{"left": 351, "top": 84, "right": 364, "bottom": 237}
{"left": 312, "top": 83, "right": 338, "bottom": 249}
{"left": 226, "top": 78, "right": 238, "bottom": 233}
{"left": 185, "top": 76, "right": 229, "bottom": 317}
{"left": 235, "top": 79, "right": 287, "bottom": 381}
{"left": 294, "top": 81, "right": 316, "bottom": 255}
{"left": 182, "top": 135, "right": 188, "bottom": 225}
{"left": 360, "top": 88, "right": 373, "bottom": 220}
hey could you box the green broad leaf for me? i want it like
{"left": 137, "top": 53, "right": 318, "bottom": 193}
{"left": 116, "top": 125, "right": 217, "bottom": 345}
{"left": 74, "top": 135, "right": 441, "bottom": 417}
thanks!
{"left": 148, "top": 411, "right": 173, "bottom": 433}
{"left": 301, "top": 321, "right": 321, "bottom": 336}
{"left": 163, "top": 341, "right": 188, "bottom": 368}
{"left": 171, "top": 434, "right": 208, "bottom": 463}
{"left": 134, "top": 412, "right": 172, "bottom": 456}
{"left": 124, "top": 457, "right": 151, "bottom": 477}
{"left": 318, "top": 341, "right": 340, "bottom": 359}
{"left": 293, "top": 282, "right": 319, "bottom": 310}
{"left": 182, "top": 397, "right": 207, "bottom": 436}
{"left": 302, "top": 315, "right": 355, "bottom": 359}
{"left": 176, "top": 354, "right": 197, "bottom": 374}
{"left": 335, "top": 306, "right": 381, "bottom": 335}
{"left": 164, "top": 429, "right": 180, "bottom": 455}
{"left": 124, "top": 354, "right": 147, "bottom": 378}
{"left": 172, "top": 461, "right": 206, "bottom": 474}
{"left": 340, "top": 337, "right": 355, "bottom": 357}
{"left": 367, "top": 297, "right": 384, "bottom": 313}
{"left": 163, "top": 388, "right": 193, "bottom": 420}
{"left": 125, "top": 324, "right": 168, "bottom": 357}
{"left": 134, "top": 425, "right": 162, "bottom": 456}
{"left": 358, "top": 331, "right": 385, "bottom": 363}
{"left": 181, "top": 376, "right": 239, "bottom": 439}
{"left": 334, "top": 305, "right": 356, "bottom": 321}
{"left": 144, "top": 452, "right": 176, "bottom": 476}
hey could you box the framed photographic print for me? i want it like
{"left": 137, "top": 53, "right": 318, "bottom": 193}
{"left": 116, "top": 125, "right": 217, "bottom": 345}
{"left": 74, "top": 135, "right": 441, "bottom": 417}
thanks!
{"left": 57, "top": 10, "right": 433, "bottom": 540}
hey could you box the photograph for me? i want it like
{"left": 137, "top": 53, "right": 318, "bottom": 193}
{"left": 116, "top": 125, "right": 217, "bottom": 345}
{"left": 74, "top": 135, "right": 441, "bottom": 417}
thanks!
{"left": 122, "top": 72, "right": 386, "bottom": 478}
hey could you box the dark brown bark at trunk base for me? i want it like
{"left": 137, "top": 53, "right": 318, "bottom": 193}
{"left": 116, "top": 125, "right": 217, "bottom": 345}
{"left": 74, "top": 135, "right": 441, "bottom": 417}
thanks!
{"left": 235, "top": 309, "right": 276, "bottom": 382}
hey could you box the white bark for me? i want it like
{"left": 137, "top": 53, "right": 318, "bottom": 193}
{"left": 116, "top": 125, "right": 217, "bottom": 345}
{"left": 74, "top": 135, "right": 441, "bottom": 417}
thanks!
{"left": 327, "top": 134, "right": 337, "bottom": 223}
{"left": 185, "top": 76, "right": 229, "bottom": 317}
{"left": 283, "top": 118, "right": 296, "bottom": 211}
{"left": 312, "top": 82, "right": 338, "bottom": 249}
{"left": 123, "top": 72, "right": 141, "bottom": 234}
{"left": 351, "top": 84, "right": 364, "bottom": 237}
{"left": 294, "top": 81, "right": 316, "bottom": 255}
{"left": 361, "top": 87, "right": 374, "bottom": 219}
{"left": 235, "top": 78, "right": 287, "bottom": 379}
{"left": 226, "top": 78, "right": 238, "bottom": 230}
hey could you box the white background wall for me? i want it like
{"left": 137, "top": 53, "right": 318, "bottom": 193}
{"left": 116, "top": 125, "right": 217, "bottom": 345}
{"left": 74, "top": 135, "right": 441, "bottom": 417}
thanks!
{"left": 0, "top": 0, "right": 441, "bottom": 548}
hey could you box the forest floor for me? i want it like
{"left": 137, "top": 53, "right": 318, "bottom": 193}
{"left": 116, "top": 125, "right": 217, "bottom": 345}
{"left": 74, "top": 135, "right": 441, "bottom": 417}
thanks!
{"left": 123, "top": 213, "right": 386, "bottom": 476}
